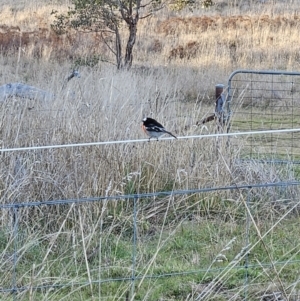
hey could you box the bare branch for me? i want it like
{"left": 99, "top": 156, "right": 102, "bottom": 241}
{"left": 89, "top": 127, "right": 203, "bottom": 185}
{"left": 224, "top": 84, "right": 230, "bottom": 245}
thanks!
{"left": 140, "top": 13, "right": 153, "bottom": 19}
{"left": 101, "top": 31, "right": 116, "bottom": 56}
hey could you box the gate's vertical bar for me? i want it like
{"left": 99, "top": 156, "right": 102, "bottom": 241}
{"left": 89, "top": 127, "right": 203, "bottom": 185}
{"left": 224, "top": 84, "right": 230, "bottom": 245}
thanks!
{"left": 12, "top": 205, "right": 19, "bottom": 300}
{"left": 226, "top": 77, "right": 233, "bottom": 147}
{"left": 271, "top": 74, "right": 274, "bottom": 158}
{"left": 244, "top": 189, "right": 251, "bottom": 301}
{"left": 131, "top": 196, "right": 137, "bottom": 300}
{"left": 291, "top": 77, "right": 294, "bottom": 160}
{"left": 250, "top": 74, "right": 253, "bottom": 159}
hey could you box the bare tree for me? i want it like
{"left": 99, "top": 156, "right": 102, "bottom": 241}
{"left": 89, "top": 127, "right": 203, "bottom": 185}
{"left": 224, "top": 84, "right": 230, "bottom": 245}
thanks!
{"left": 51, "top": 0, "right": 163, "bottom": 69}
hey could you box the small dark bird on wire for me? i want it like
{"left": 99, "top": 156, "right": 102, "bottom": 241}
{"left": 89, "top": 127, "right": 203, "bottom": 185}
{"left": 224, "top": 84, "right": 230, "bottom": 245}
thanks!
{"left": 142, "top": 117, "right": 177, "bottom": 142}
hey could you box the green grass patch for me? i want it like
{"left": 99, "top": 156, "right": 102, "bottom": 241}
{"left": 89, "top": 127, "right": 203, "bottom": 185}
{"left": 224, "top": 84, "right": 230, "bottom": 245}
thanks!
{"left": 1, "top": 207, "right": 300, "bottom": 300}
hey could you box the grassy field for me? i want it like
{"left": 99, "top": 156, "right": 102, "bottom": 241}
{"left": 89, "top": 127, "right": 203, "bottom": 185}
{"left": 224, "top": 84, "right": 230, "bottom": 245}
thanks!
{"left": 1, "top": 0, "right": 300, "bottom": 300}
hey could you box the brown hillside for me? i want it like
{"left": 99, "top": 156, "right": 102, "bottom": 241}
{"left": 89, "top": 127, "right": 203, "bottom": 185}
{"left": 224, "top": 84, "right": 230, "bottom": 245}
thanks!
{"left": 0, "top": 14, "right": 299, "bottom": 61}
{"left": 156, "top": 14, "right": 300, "bottom": 35}
{"left": 0, "top": 24, "right": 106, "bottom": 60}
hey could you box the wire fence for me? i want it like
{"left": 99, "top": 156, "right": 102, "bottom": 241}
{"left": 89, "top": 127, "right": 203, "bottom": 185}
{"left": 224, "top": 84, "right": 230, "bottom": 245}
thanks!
{"left": 1, "top": 181, "right": 300, "bottom": 300}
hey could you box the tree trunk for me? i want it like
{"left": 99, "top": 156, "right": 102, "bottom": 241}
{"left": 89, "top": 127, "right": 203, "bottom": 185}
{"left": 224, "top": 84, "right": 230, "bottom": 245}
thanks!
{"left": 115, "top": 27, "right": 123, "bottom": 69}
{"left": 124, "top": 19, "right": 137, "bottom": 69}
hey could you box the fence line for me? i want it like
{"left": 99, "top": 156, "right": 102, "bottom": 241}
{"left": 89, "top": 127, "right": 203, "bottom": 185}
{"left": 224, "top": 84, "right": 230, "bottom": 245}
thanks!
{"left": 1, "top": 180, "right": 299, "bottom": 209}
{"left": 0, "top": 127, "right": 300, "bottom": 153}
{"left": 2, "top": 259, "right": 300, "bottom": 294}
{"left": 1, "top": 181, "right": 300, "bottom": 299}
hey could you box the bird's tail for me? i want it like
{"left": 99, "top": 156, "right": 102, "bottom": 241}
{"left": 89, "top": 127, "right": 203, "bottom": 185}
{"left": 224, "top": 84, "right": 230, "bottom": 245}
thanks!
{"left": 164, "top": 130, "right": 177, "bottom": 139}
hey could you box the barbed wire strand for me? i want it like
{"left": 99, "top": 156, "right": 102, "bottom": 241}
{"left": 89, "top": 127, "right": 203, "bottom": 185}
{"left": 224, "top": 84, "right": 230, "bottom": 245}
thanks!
{"left": 1, "top": 259, "right": 300, "bottom": 293}
{"left": 1, "top": 181, "right": 299, "bottom": 209}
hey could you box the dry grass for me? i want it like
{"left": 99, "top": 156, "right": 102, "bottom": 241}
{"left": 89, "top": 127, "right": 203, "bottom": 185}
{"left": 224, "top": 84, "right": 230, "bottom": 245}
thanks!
{"left": 1, "top": 1, "right": 300, "bottom": 300}
{"left": 0, "top": 58, "right": 230, "bottom": 202}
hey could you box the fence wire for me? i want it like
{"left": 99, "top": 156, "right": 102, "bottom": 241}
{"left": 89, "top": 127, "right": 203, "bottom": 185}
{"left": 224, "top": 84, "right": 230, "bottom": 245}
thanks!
{"left": 1, "top": 181, "right": 300, "bottom": 300}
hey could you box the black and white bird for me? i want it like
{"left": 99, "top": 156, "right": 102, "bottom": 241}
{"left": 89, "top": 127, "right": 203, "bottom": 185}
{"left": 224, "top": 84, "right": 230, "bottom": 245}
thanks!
{"left": 142, "top": 117, "right": 177, "bottom": 142}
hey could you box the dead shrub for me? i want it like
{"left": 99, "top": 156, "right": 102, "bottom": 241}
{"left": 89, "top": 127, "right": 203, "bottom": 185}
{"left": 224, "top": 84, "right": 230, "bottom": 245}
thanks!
{"left": 148, "top": 39, "right": 163, "bottom": 53}
{"left": 157, "top": 15, "right": 300, "bottom": 36}
{"left": 185, "top": 41, "right": 200, "bottom": 59}
{"left": 169, "top": 41, "right": 200, "bottom": 60}
{"left": 0, "top": 26, "right": 105, "bottom": 61}
{"left": 156, "top": 17, "right": 188, "bottom": 35}
{"left": 169, "top": 45, "right": 185, "bottom": 60}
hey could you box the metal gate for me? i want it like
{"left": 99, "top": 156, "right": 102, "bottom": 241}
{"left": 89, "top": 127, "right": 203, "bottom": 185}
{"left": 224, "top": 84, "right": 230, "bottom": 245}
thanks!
{"left": 226, "top": 70, "right": 300, "bottom": 162}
